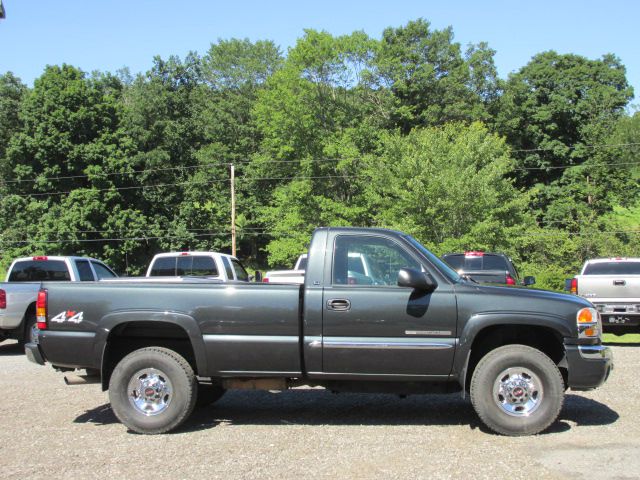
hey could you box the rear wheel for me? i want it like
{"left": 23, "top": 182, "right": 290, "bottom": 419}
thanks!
{"left": 109, "top": 347, "right": 197, "bottom": 434}
{"left": 470, "top": 344, "right": 564, "bottom": 436}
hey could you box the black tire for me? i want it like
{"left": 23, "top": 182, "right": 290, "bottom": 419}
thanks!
{"left": 19, "top": 314, "right": 38, "bottom": 347}
{"left": 108, "top": 347, "right": 197, "bottom": 434}
{"left": 470, "top": 344, "right": 564, "bottom": 436}
{"left": 196, "top": 383, "right": 226, "bottom": 407}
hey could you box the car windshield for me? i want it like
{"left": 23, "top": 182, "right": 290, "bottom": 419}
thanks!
{"left": 403, "top": 235, "right": 461, "bottom": 283}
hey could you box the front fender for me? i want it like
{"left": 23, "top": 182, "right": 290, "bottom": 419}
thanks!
{"left": 94, "top": 310, "right": 208, "bottom": 376}
{"left": 453, "top": 311, "right": 572, "bottom": 383}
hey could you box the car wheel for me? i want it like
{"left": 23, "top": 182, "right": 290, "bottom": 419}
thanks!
{"left": 470, "top": 344, "right": 564, "bottom": 436}
{"left": 109, "top": 347, "right": 197, "bottom": 434}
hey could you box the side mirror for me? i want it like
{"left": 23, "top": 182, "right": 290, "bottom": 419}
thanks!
{"left": 523, "top": 276, "right": 536, "bottom": 286}
{"left": 397, "top": 268, "right": 437, "bottom": 293}
{"left": 254, "top": 271, "right": 263, "bottom": 283}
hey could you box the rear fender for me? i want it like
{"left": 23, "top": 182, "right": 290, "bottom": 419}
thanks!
{"left": 94, "top": 310, "right": 208, "bottom": 375}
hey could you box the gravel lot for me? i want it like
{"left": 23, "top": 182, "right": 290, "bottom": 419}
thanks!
{"left": 1, "top": 340, "right": 638, "bottom": 480}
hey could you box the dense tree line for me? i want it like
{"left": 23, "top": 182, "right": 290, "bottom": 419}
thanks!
{"left": 1, "top": 19, "right": 638, "bottom": 288}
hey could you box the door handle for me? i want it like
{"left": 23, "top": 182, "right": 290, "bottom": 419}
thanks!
{"left": 613, "top": 280, "right": 626, "bottom": 286}
{"left": 327, "top": 299, "right": 351, "bottom": 311}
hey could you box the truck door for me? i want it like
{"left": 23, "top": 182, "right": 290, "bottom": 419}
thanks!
{"left": 321, "top": 234, "right": 457, "bottom": 377}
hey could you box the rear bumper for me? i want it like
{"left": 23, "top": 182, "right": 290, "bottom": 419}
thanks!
{"left": 565, "top": 343, "right": 613, "bottom": 391}
{"left": 25, "top": 342, "right": 45, "bottom": 366}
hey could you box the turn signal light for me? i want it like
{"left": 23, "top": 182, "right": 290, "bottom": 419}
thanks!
{"left": 577, "top": 308, "right": 593, "bottom": 323}
{"left": 36, "top": 289, "right": 48, "bottom": 330}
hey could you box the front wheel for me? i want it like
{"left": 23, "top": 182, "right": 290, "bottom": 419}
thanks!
{"left": 108, "top": 347, "right": 197, "bottom": 434}
{"left": 470, "top": 344, "right": 564, "bottom": 436}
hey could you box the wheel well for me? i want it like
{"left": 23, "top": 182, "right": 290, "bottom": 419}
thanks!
{"left": 101, "top": 321, "right": 197, "bottom": 390}
{"left": 465, "top": 324, "right": 566, "bottom": 391}
{"left": 20, "top": 303, "right": 36, "bottom": 341}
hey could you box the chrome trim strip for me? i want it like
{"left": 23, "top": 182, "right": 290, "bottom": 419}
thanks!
{"left": 202, "top": 334, "right": 298, "bottom": 344}
{"left": 578, "top": 345, "right": 612, "bottom": 360}
{"left": 323, "top": 340, "right": 453, "bottom": 350}
{"left": 405, "top": 330, "right": 452, "bottom": 336}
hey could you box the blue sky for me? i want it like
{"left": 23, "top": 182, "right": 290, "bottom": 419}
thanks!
{"left": 1, "top": 0, "right": 638, "bottom": 104}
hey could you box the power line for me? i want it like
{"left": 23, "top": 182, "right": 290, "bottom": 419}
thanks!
{"left": 2, "top": 141, "right": 640, "bottom": 185}
{"left": 1, "top": 228, "right": 638, "bottom": 245}
{"left": 3, "top": 175, "right": 370, "bottom": 199}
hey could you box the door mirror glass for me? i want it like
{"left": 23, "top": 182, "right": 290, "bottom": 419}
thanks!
{"left": 397, "top": 268, "right": 437, "bottom": 292}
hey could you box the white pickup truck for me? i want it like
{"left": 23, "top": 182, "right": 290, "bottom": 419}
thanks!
{"left": 263, "top": 252, "right": 376, "bottom": 284}
{"left": 0, "top": 256, "right": 117, "bottom": 344}
{"left": 570, "top": 257, "right": 640, "bottom": 334}
{"left": 146, "top": 252, "right": 250, "bottom": 281}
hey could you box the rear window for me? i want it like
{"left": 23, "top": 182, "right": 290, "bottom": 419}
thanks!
{"left": 75, "top": 260, "right": 95, "bottom": 281}
{"left": 8, "top": 260, "right": 71, "bottom": 282}
{"left": 442, "top": 254, "right": 509, "bottom": 271}
{"left": 150, "top": 255, "right": 219, "bottom": 277}
{"left": 92, "top": 261, "right": 117, "bottom": 279}
{"left": 583, "top": 262, "right": 640, "bottom": 275}
{"left": 149, "top": 257, "right": 176, "bottom": 276}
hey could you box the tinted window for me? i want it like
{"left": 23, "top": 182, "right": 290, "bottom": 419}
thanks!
{"left": 150, "top": 257, "right": 176, "bottom": 276}
{"left": 75, "top": 260, "right": 95, "bottom": 281}
{"left": 584, "top": 262, "right": 640, "bottom": 275}
{"left": 297, "top": 256, "right": 308, "bottom": 270}
{"left": 333, "top": 235, "right": 421, "bottom": 286}
{"left": 191, "top": 256, "right": 218, "bottom": 276}
{"left": 92, "top": 262, "right": 117, "bottom": 279}
{"left": 442, "top": 254, "right": 508, "bottom": 271}
{"left": 176, "top": 256, "right": 190, "bottom": 276}
{"left": 222, "top": 256, "right": 234, "bottom": 279}
{"left": 8, "top": 260, "right": 71, "bottom": 282}
{"left": 231, "top": 259, "right": 249, "bottom": 281}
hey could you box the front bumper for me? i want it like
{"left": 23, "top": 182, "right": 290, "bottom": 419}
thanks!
{"left": 565, "top": 343, "right": 613, "bottom": 391}
{"left": 25, "top": 342, "right": 45, "bottom": 366}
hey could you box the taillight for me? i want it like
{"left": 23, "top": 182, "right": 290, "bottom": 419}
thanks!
{"left": 262, "top": 277, "right": 270, "bottom": 283}
{"left": 506, "top": 274, "right": 516, "bottom": 286}
{"left": 0, "top": 289, "right": 6, "bottom": 309}
{"left": 36, "top": 289, "right": 48, "bottom": 330}
{"left": 32, "top": 256, "right": 48, "bottom": 261}
{"left": 570, "top": 278, "right": 578, "bottom": 294}
{"left": 464, "top": 251, "right": 484, "bottom": 257}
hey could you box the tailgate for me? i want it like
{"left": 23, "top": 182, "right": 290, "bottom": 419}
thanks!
{"left": 577, "top": 275, "right": 640, "bottom": 301}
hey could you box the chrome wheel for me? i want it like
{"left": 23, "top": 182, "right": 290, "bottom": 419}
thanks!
{"left": 127, "top": 368, "right": 173, "bottom": 416}
{"left": 492, "top": 367, "right": 543, "bottom": 417}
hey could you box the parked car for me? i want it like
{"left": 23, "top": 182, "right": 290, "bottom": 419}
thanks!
{"left": 146, "top": 252, "right": 249, "bottom": 282}
{"left": 569, "top": 257, "right": 640, "bottom": 334}
{"left": 441, "top": 251, "right": 535, "bottom": 286}
{"left": 26, "top": 227, "right": 611, "bottom": 436}
{"left": 0, "top": 256, "right": 117, "bottom": 344}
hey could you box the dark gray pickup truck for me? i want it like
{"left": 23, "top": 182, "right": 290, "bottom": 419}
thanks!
{"left": 26, "top": 227, "right": 613, "bottom": 436}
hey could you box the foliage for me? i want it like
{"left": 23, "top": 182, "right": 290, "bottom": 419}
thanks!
{"left": 0, "top": 21, "right": 638, "bottom": 285}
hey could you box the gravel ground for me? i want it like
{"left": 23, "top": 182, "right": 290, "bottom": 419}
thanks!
{"left": 0, "top": 340, "right": 638, "bottom": 480}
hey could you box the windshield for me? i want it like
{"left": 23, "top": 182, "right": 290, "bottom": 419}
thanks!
{"left": 404, "top": 235, "right": 461, "bottom": 283}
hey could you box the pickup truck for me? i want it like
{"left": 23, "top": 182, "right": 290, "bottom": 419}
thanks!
{"left": 146, "top": 251, "right": 249, "bottom": 281}
{"left": 0, "top": 256, "right": 117, "bottom": 344}
{"left": 25, "top": 227, "right": 612, "bottom": 436}
{"left": 570, "top": 257, "right": 640, "bottom": 334}
{"left": 442, "top": 251, "right": 535, "bottom": 286}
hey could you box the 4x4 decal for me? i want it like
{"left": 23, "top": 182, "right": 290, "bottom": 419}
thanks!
{"left": 50, "top": 310, "right": 84, "bottom": 324}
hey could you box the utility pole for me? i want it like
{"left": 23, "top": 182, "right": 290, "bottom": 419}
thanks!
{"left": 230, "top": 163, "right": 236, "bottom": 257}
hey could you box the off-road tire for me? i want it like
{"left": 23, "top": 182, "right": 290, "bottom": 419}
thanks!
{"left": 109, "top": 347, "right": 197, "bottom": 434}
{"left": 470, "top": 344, "right": 564, "bottom": 436}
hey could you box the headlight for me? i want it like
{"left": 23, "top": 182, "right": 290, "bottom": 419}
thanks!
{"left": 576, "top": 307, "right": 600, "bottom": 338}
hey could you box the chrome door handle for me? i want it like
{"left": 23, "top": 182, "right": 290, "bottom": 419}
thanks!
{"left": 327, "top": 299, "right": 351, "bottom": 311}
